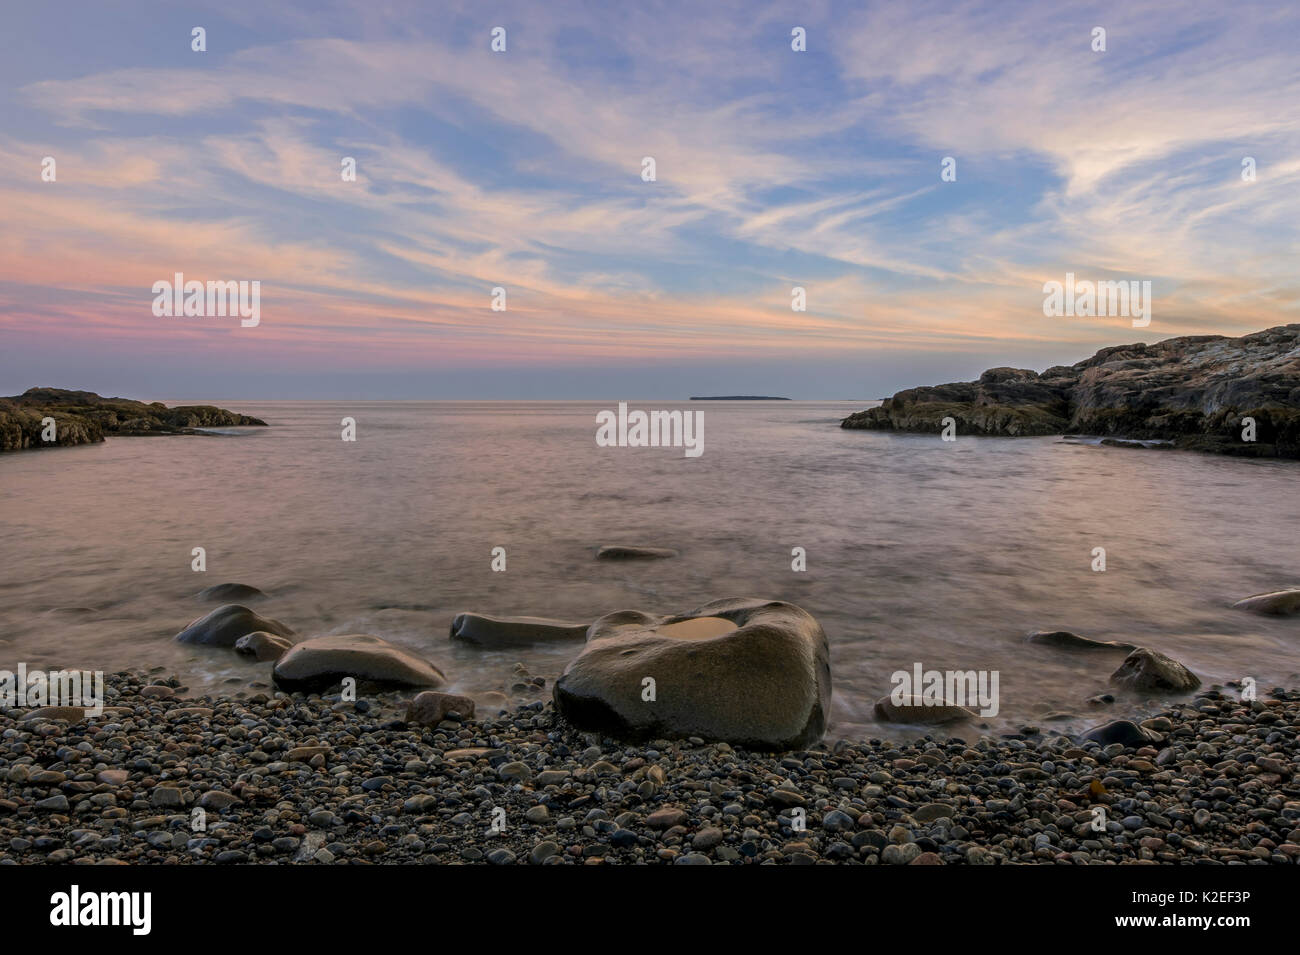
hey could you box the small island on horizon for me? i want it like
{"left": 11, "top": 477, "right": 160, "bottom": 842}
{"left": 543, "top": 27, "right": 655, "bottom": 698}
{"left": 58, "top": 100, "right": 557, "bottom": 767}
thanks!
{"left": 689, "top": 395, "right": 791, "bottom": 401}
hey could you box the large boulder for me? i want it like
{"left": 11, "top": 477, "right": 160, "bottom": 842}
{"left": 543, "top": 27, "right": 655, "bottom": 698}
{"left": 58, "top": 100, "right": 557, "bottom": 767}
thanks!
{"left": 1109, "top": 648, "right": 1200, "bottom": 693}
{"left": 174, "top": 604, "right": 294, "bottom": 647}
{"left": 272, "top": 634, "right": 444, "bottom": 693}
{"left": 449, "top": 613, "right": 589, "bottom": 647}
{"left": 552, "top": 598, "right": 830, "bottom": 750}
{"left": 1232, "top": 588, "right": 1300, "bottom": 616}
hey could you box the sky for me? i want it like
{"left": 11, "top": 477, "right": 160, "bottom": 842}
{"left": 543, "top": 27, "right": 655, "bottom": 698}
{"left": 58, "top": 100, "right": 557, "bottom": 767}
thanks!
{"left": 0, "top": 0, "right": 1297, "bottom": 400}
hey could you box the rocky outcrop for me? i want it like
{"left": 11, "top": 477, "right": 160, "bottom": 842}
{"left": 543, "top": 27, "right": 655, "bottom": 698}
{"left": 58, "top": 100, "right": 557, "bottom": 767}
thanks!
{"left": 842, "top": 324, "right": 1300, "bottom": 458}
{"left": 553, "top": 598, "right": 830, "bottom": 750}
{"left": 174, "top": 604, "right": 295, "bottom": 648}
{"left": 449, "top": 613, "right": 589, "bottom": 647}
{"left": 271, "top": 634, "right": 445, "bottom": 693}
{"left": 0, "top": 387, "right": 266, "bottom": 452}
{"left": 1233, "top": 588, "right": 1300, "bottom": 616}
{"left": 1109, "top": 648, "right": 1201, "bottom": 693}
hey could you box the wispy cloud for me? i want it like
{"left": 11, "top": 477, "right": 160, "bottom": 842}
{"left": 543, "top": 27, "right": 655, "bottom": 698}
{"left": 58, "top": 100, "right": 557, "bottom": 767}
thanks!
{"left": 1, "top": 0, "right": 1297, "bottom": 397}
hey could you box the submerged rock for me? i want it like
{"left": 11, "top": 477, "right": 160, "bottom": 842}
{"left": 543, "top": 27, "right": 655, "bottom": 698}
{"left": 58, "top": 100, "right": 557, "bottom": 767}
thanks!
{"left": 272, "top": 634, "right": 445, "bottom": 693}
{"left": 174, "top": 604, "right": 294, "bottom": 648}
{"left": 595, "top": 545, "right": 678, "bottom": 560}
{"left": 553, "top": 597, "right": 830, "bottom": 750}
{"left": 873, "top": 696, "right": 976, "bottom": 724}
{"left": 1110, "top": 648, "right": 1201, "bottom": 693}
{"left": 841, "top": 324, "right": 1300, "bottom": 458}
{"left": 449, "top": 613, "right": 589, "bottom": 647}
{"left": 1026, "top": 630, "right": 1137, "bottom": 651}
{"left": 197, "top": 582, "right": 268, "bottom": 603}
{"left": 233, "top": 630, "right": 294, "bottom": 662}
{"left": 1232, "top": 588, "right": 1300, "bottom": 616}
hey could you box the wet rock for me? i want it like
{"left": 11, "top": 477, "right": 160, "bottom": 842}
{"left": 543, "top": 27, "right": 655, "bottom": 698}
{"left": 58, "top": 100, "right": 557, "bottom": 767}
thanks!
{"left": 271, "top": 634, "right": 444, "bottom": 693}
{"left": 1081, "top": 719, "right": 1158, "bottom": 747}
{"left": 449, "top": 612, "right": 589, "bottom": 648}
{"left": 233, "top": 630, "right": 294, "bottom": 662}
{"left": 595, "top": 545, "right": 678, "bottom": 560}
{"left": 1232, "top": 588, "right": 1300, "bottom": 616}
{"left": 404, "top": 691, "right": 476, "bottom": 726}
{"left": 1110, "top": 648, "right": 1200, "bottom": 693}
{"left": 196, "top": 583, "right": 268, "bottom": 603}
{"left": 174, "top": 604, "right": 294, "bottom": 648}
{"left": 873, "top": 696, "right": 975, "bottom": 724}
{"left": 1026, "top": 630, "right": 1136, "bottom": 651}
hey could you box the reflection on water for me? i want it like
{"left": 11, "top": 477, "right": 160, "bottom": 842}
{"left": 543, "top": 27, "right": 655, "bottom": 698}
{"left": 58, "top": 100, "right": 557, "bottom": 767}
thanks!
{"left": 2, "top": 400, "right": 1298, "bottom": 739}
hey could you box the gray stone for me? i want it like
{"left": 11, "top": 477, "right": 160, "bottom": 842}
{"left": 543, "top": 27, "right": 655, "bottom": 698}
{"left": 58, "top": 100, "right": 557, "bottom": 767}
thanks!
{"left": 553, "top": 597, "right": 830, "bottom": 750}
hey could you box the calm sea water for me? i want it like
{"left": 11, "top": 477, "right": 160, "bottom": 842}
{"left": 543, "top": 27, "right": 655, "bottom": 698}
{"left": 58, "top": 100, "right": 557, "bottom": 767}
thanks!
{"left": 2, "top": 400, "right": 1298, "bottom": 739}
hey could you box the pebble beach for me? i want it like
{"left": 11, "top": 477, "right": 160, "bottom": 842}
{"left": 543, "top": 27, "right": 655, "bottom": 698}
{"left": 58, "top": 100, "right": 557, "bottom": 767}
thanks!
{"left": 3, "top": 672, "right": 1297, "bottom": 865}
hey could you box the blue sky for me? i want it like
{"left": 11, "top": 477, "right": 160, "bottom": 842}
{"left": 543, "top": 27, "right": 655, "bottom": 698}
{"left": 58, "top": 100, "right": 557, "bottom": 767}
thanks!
{"left": 0, "top": 0, "right": 1297, "bottom": 399}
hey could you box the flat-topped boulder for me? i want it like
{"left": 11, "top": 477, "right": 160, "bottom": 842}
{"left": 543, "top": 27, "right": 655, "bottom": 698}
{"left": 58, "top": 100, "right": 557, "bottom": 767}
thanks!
{"left": 553, "top": 597, "right": 830, "bottom": 750}
{"left": 841, "top": 324, "right": 1300, "bottom": 458}
{"left": 449, "top": 612, "right": 589, "bottom": 647}
{"left": 174, "top": 604, "right": 294, "bottom": 648}
{"left": 272, "top": 634, "right": 445, "bottom": 693}
{"left": 1232, "top": 588, "right": 1300, "bottom": 616}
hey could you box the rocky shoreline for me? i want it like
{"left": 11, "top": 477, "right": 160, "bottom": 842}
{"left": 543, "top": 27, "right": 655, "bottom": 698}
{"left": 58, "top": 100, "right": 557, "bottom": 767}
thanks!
{"left": 0, "top": 388, "right": 266, "bottom": 452}
{"left": 2, "top": 672, "right": 1296, "bottom": 865}
{"left": 842, "top": 324, "right": 1300, "bottom": 458}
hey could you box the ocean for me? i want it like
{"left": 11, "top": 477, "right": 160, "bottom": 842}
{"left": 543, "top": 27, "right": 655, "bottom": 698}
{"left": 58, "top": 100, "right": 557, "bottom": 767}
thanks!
{"left": 2, "top": 399, "right": 1297, "bottom": 739}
